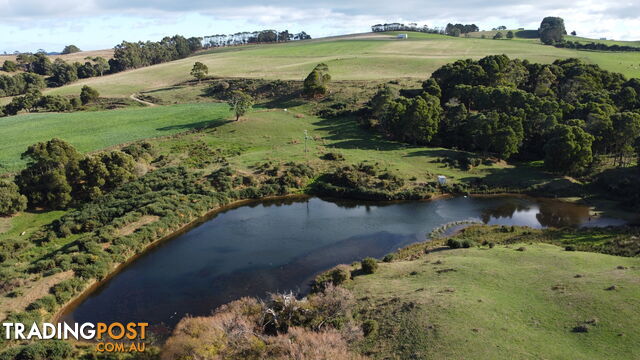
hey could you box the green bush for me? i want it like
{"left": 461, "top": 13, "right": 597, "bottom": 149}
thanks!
{"left": 361, "top": 257, "right": 378, "bottom": 274}
{"left": 312, "top": 265, "right": 351, "bottom": 292}
{"left": 382, "top": 254, "right": 395, "bottom": 262}
{"left": 0, "top": 180, "right": 27, "bottom": 216}
{"left": 27, "top": 295, "right": 58, "bottom": 313}
{"left": 462, "top": 239, "right": 475, "bottom": 248}
{"left": 447, "top": 239, "right": 462, "bottom": 249}
{"left": 362, "top": 319, "right": 379, "bottom": 337}
{"left": 321, "top": 152, "right": 345, "bottom": 161}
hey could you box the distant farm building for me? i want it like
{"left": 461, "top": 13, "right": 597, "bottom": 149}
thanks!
{"left": 397, "top": 34, "right": 408, "bottom": 39}
{"left": 437, "top": 175, "right": 447, "bottom": 185}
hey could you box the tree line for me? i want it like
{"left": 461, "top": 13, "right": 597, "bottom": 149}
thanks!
{"left": 371, "top": 23, "right": 443, "bottom": 34}
{"left": 0, "top": 35, "right": 203, "bottom": 101}
{"left": 203, "top": 30, "right": 311, "bottom": 48}
{"left": 365, "top": 55, "right": 640, "bottom": 175}
{"left": 554, "top": 41, "right": 640, "bottom": 52}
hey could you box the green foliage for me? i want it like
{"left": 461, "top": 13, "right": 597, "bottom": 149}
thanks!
{"left": 493, "top": 32, "right": 503, "bottom": 40}
{"left": 362, "top": 319, "right": 379, "bottom": 337}
{"left": 16, "top": 138, "right": 82, "bottom": 209}
{"left": 0, "top": 180, "right": 27, "bottom": 216}
{"left": 361, "top": 257, "right": 378, "bottom": 274}
{"left": 321, "top": 152, "right": 344, "bottom": 161}
{"left": 50, "top": 58, "right": 78, "bottom": 86}
{"left": 506, "top": 31, "right": 515, "bottom": 39}
{"left": 61, "top": 45, "right": 81, "bottom": 54}
{"left": 2, "top": 60, "right": 17, "bottom": 72}
{"left": 110, "top": 35, "right": 202, "bottom": 71}
{"left": 312, "top": 265, "right": 351, "bottom": 292}
{"left": 227, "top": 90, "right": 254, "bottom": 121}
{"left": 303, "top": 63, "right": 331, "bottom": 97}
{"left": 0, "top": 340, "right": 73, "bottom": 360}
{"left": 544, "top": 124, "right": 594, "bottom": 174}
{"left": 80, "top": 85, "right": 100, "bottom": 104}
{"left": 15, "top": 138, "right": 138, "bottom": 209}
{"left": 539, "top": 17, "right": 566, "bottom": 45}
{"left": 190, "top": 61, "right": 208, "bottom": 82}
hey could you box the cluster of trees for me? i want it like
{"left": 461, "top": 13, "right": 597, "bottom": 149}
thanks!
{"left": 492, "top": 31, "right": 515, "bottom": 40}
{"left": 0, "top": 71, "right": 45, "bottom": 97}
{"left": 303, "top": 63, "right": 332, "bottom": 97}
{"left": 203, "top": 30, "right": 311, "bottom": 48}
{"left": 445, "top": 23, "right": 479, "bottom": 37}
{"left": 108, "top": 35, "right": 202, "bottom": 72}
{"left": 1, "top": 34, "right": 201, "bottom": 97}
{"left": 1, "top": 85, "right": 99, "bottom": 116}
{"left": 366, "top": 55, "right": 640, "bottom": 175}
{"left": 2, "top": 53, "right": 110, "bottom": 88}
{"left": 554, "top": 41, "right": 640, "bottom": 52}
{"left": 13, "top": 138, "right": 138, "bottom": 210}
{"left": 371, "top": 23, "right": 443, "bottom": 34}
{"left": 539, "top": 16, "right": 567, "bottom": 45}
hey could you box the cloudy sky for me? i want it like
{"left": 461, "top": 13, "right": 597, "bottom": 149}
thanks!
{"left": 1, "top": 0, "right": 638, "bottom": 53}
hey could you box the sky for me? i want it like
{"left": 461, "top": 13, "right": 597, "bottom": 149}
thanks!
{"left": 1, "top": 0, "right": 639, "bottom": 53}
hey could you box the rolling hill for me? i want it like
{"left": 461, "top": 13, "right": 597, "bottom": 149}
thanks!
{"left": 34, "top": 31, "right": 640, "bottom": 99}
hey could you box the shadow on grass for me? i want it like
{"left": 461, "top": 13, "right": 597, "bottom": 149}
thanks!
{"left": 156, "top": 119, "right": 232, "bottom": 131}
{"left": 312, "top": 116, "right": 406, "bottom": 151}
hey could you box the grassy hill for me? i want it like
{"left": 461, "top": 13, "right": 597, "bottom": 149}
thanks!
{"left": 37, "top": 31, "right": 640, "bottom": 99}
{"left": 0, "top": 103, "right": 230, "bottom": 171}
{"left": 350, "top": 242, "right": 640, "bottom": 359}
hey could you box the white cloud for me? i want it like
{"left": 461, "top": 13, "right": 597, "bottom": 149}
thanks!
{"left": 0, "top": 0, "right": 638, "bottom": 52}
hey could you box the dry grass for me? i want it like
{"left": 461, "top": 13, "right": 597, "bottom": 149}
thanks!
{"left": 116, "top": 215, "right": 160, "bottom": 236}
{"left": 0, "top": 49, "right": 113, "bottom": 64}
{"left": 0, "top": 270, "right": 73, "bottom": 321}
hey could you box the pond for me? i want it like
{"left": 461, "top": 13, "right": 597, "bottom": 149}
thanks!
{"left": 61, "top": 195, "right": 623, "bottom": 332}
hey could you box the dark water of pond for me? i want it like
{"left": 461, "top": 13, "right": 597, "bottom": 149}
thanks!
{"left": 61, "top": 195, "right": 624, "bottom": 332}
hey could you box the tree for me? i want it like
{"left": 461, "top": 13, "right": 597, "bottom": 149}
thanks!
{"left": 303, "top": 63, "right": 331, "bottom": 97}
{"left": 227, "top": 90, "right": 254, "bottom": 121}
{"left": 570, "top": 30, "right": 577, "bottom": 36}
{"left": 2, "top": 60, "right": 17, "bottom": 72}
{"left": 87, "top": 56, "right": 109, "bottom": 76}
{"left": 539, "top": 17, "right": 566, "bottom": 45}
{"left": 50, "top": 59, "right": 78, "bottom": 86}
{"left": 422, "top": 78, "right": 441, "bottom": 98}
{"left": 78, "top": 151, "right": 136, "bottom": 200}
{"left": 31, "top": 53, "right": 52, "bottom": 75}
{"left": 506, "top": 31, "right": 514, "bottom": 39}
{"left": 398, "top": 94, "right": 442, "bottom": 144}
{"left": 493, "top": 32, "right": 504, "bottom": 40}
{"left": 544, "top": 124, "right": 594, "bottom": 174}
{"left": 369, "top": 85, "right": 398, "bottom": 120}
{"left": 0, "top": 181, "right": 27, "bottom": 216}
{"left": 16, "top": 138, "right": 82, "bottom": 209}
{"left": 80, "top": 85, "right": 100, "bottom": 105}
{"left": 190, "top": 62, "right": 209, "bottom": 82}
{"left": 610, "top": 112, "right": 640, "bottom": 166}
{"left": 61, "top": 45, "right": 81, "bottom": 54}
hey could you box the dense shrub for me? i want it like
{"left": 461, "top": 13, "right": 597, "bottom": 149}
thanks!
{"left": 362, "top": 319, "right": 379, "bottom": 337}
{"left": 0, "top": 180, "right": 27, "bottom": 216}
{"left": 312, "top": 265, "right": 351, "bottom": 292}
{"left": 361, "top": 257, "right": 378, "bottom": 274}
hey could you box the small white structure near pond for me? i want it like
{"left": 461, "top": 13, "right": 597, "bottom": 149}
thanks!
{"left": 397, "top": 33, "right": 408, "bottom": 39}
{"left": 437, "top": 175, "right": 447, "bottom": 185}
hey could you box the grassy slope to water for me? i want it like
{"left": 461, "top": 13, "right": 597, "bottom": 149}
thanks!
{"left": 37, "top": 32, "right": 640, "bottom": 99}
{"left": 349, "top": 243, "right": 640, "bottom": 360}
{"left": 0, "top": 103, "right": 230, "bottom": 171}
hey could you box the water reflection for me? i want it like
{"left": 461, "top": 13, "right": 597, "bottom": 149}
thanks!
{"left": 63, "top": 196, "right": 623, "bottom": 330}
